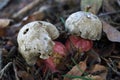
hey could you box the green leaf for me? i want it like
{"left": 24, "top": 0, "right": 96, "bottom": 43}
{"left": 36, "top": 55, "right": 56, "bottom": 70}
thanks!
{"left": 63, "top": 74, "right": 93, "bottom": 80}
{"left": 60, "top": 17, "right": 65, "bottom": 24}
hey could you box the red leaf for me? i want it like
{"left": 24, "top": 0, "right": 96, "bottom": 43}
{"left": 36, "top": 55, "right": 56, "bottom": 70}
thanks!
{"left": 65, "top": 35, "right": 93, "bottom": 53}
{"left": 44, "top": 41, "right": 67, "bottom": 73}
{"left": 53, "top": 41, "right": 67, "bottom": 56}
{"left": 44, "top": 57, "right": 58, "bottom": 73}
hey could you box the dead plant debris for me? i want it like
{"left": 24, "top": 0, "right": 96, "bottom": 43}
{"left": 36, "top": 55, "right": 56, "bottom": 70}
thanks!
{"left": 0, "top": 0, "right": 120, "bottom": 80}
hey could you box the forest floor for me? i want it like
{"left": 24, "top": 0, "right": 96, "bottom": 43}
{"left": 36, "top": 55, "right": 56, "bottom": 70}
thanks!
{"left": 0, "top": 0, "right": 120, "bottom": 80}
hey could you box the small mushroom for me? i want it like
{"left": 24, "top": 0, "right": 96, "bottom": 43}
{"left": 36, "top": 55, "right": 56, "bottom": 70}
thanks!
{"left": 65, "top": 11, "right": 102, "bottom": 40}
{"left": 17, "top": 21, "right": 56, "bottom": 65}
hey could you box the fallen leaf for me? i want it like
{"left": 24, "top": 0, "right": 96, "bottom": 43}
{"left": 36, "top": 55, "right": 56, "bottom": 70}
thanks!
{"left": 93, "top": 76, "right": 104, "bottom": 80}
{"left": 0, "top": 19, "right": 11, "bottom": 28}
{"left": 90, "top": 64, "right": 108, "bottom": 80}
{"left": 0, "top": 19, "right": 12, "bottom": 37}
{"left": 54, "top": 78, "right": 59, "bottom": 80}
{"left": 44, "top": 57, "right": 58, "bottom": 73}
{"left": 17, "top": 71, "right": 34, "bottom": 80}
{"left": 91, "top": 64, "right": 107, "bottom": 72}
{"left": 72, "top": 75, "right": 104, "bottom": 80}
{"left": 22, "top": 11, "right": 45, "bottom": 25}
{"left": 72, "top": 64, "right": 107, "bottom": 80}
{"left": 81, "top": 0, "right": 103, "bottom": 14}
{"left": 102, "top": 21, "right": 120, "bottom": 42}
{"left": 0, "top": 28, "right": 6, "bottom": 37}
{"left": 65, "top": 35, "right": 93, "bottom": 53}
{"left": 118, "top": 61, "right": 120, "bottom": 69}
{"left": 91, "top": 76, "right": 104, "bottom": 80}
{"left": 87, "top": 75, "right": 104, "bottom": 80}
{"left": 72, "top": 78, "right": 81, "bottom": 80}
{"left": 86, "top": 49, "right": 101, "bottom": 65}
{"left": 64, "top": 60, "right": 87, "bottom": 80}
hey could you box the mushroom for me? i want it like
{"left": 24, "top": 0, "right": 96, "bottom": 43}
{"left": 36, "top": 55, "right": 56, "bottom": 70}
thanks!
{"left": 38, "top": 21, "right": 59, "bottom": 40}
{"left": 17, "top": 21, "right": 59, "bottom": 65}
{"left": 65, "top": 11, "right": 102, "bottom": 40}
{"left": 25, "top": 21, "right": 59, "bottom": 40}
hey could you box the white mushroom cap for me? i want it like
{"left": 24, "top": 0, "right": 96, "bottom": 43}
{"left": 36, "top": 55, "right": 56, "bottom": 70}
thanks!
{"left": 17, "top": 21, "right": 55, "bottom": 65}
{"left": 65, "top": 11, "right": 102, "bottom": 40}
{"left": 38, "top": 21, "right": 59, "bottom": 40}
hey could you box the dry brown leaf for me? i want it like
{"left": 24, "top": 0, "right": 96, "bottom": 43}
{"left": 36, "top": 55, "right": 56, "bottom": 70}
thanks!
{"left": 0, "top": 19, "right": 11, "bottom": 28}
{"left": 72, "top": 75, "right": 104, "bottom": 80}
{"left": 22, "top": 11, "right": 45, "bottom": 25}
{"left": 86, "top": 49, "right": 101, "bottom": 65}
{"left": 72, "top": 78, "right": 81, "bottom": 80}
{"left": 91, "top": 64, "right": 107, "bottom": 72}
{"left": 72, "top": 64, "right": 107, "bottom": 80}
{"left": 0, "top": 28, "right": 6, "bottom": 37}
{"left": 54, "top": 78, "right": 59, "bottom": 80}
{"left": 64, "top": 60, "right": 87, "bottom": 80}
{"left": 102, "top": 21, "right": 120, "bottom": 42}
{"left": 17, "top": 71, "right": 34, "bottom": 80}
{"left": 87, "top": 75, "right": 104, "bottom": 80}
{"left": 90, "top": 64, "right": 108, "bottom": 80}
{"left": 90, "top": 75, "right": 104, "bottom": 80}
{"left": 118, "top": 61, "right": 120, "bottom": 69}
{"left": 0, "top": 19, "right": 12, "bottom": 37}
{"left": 81, "top": 0, "right": 103, "bottom": 14}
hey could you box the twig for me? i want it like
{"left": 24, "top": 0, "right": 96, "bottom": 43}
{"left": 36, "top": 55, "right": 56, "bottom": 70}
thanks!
{"left": 117, "top": 0, "right": 120, "bottom": 6}
{"left": 44, "top": 70, "right": 50, "bottom": 80}
{"left": 0, "top": 62, "right": 13, "bottom": 79}
{"left": 110, "top": 56, "right": 120, "bottom": 59}
{"left": 0, "top": 48, "right": 2, "bottom": 70}
{"left": 12, "top": 0, "right": 43, "bottom": 19}
{"left": 102, "top": 57, "right": 120, "bottom": 76}
{"left": 7, "top": 46, "right": 16, "bottom": 59}
{"left": 98, "top": 10, "right": 120, "bottom": 17}
{"left": 13, "top": 61, "right": 19, "bottom": 80}
{"left": 107, "top": 62, "right": 120, "bottom": 76}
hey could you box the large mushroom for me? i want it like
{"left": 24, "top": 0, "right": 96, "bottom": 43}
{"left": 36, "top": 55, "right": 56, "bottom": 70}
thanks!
{"left": 65, "top": 11, "right": 102, "bottom": 53}
{"left": 65, "top": 11, "right": 102, "bottom": 40}
{"left": 17, "top": 21, "right": 59, "bottom": 65}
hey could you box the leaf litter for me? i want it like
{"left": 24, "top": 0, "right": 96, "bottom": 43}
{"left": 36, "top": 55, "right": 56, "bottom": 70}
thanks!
{"left": 0, "top": 0, "right": 120, "bottom": 80}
